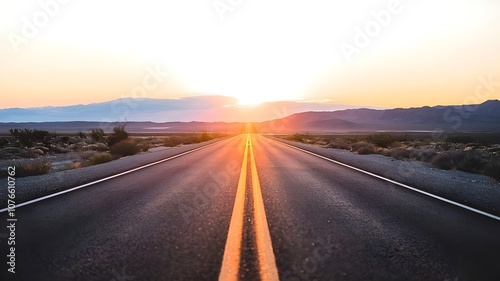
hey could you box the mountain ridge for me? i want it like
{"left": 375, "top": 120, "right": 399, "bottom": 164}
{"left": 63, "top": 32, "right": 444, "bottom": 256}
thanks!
{"left": 0, "top": 96, "right": 370, "bottom": 123}
{"left": 1, "top": 99, "right": 499, "bottom": 133}
{"left": 257, "top": 99, "right": 500, "bottom": 133}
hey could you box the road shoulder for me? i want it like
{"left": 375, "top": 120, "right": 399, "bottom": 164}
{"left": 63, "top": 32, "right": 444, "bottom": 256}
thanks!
{"left": 271, "top": 137, "right": 500, "bottom": 218}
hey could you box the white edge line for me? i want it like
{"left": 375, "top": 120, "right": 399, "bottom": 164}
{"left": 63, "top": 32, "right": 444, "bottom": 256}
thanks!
{"left": 0, "top": 139, "right": 225, "bottom": 213}
{"left": 272, "top": 138, "right": 500, "bottom": 222}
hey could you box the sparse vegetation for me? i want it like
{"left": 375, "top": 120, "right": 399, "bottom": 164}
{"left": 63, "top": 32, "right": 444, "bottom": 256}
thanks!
{"left": 16, "top": 159, "right": 52, "bottom": 177}
{"left": 109, "top": 140, "right": 141, "bottom": 157}
{"left": 292, "top": 133, "right": 307, "bottom": 143}
{"left": 409, "top": 148, "right": 437, "bottom": 162}
{"left": 351, "top": 142, "right": 375, "bottom": 154}
{"left": 163, "top": 136, "right": 183, "bottom": 147}
{"left": 89, "top": 152, "right": 113, "bottom": 165}
{"left": 107, "top": 124, "right": 129, "bottom": 146}
{"left": 484, "top": 159, "right": 500, "bottom": 181}
{"left": 200, "top": 130, "right": 211, "bottom": 142}
{"left": 9, "top": 129, "right": 51, "bottom": 147}
{"left": 1, "top": 127, "right": 227, "bottom": 177}
{"left": 90, "top": 128, "right": 105, "bottom": 142}
{"left": 357, "top": 146, "right": 376, "bottom": 155}
{"left": 430, "top": 151, "right": 464, "bottom": 170}
{"left": 366, "top": 133, "right": 406, "bottom": 148}
{"left": 163, "top": 132, "right": 218, "bottom": 147}
{"left": 282, "top": 132, "right": 500, "bottom": 181}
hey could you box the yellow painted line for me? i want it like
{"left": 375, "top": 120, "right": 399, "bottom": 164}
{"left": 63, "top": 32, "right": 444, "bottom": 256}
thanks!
{"left": 249, "top": 135, "right": 280, "bottom": 281}
{"left": 219, "top": 135, "right": 249, "bottom": 281}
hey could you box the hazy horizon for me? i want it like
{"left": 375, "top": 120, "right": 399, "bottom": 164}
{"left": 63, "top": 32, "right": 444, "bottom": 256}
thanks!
{"left": 0, "top": 95, "right": 498, "bottom": 123}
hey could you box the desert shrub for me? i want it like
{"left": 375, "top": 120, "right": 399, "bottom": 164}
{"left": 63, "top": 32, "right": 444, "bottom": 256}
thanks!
{"left": 200, "top": 131, "right": 212, "bottom": 142}
{"left": 357, "top": 146, "right": 376, "bottom": 155}
{"left": 375, "top": 148, "right": 388, "bottom": 156}
{"left": 138, "top": 141, "right": 150, "bottom": 152}
{"left": 181, "top": 135, "right": 199, "bottom": 145}
{"left": 16, "top": 160, "right": 52, "bottom": 177}
{"left": 107, "top": 124, "right": 129, "bottom": 146}
{"left": 0, "top": 137, "right": 10, "bottom": 147}
{"left": 9, "top": 129, "right": 50, "bottom": 147}
{"left": 366, "top": 134, "right": 404, "bottom": 148}
{"left": 132, "top": 139, "right": 150, "bottom": 152}
{"left": 164, "top": 136, "right": 182, "bottom": 147}
{"left": 456, "top": 151, "right": 488, "bottom": 174}
{"left": 351, "top": 142, "right": 375, "bottom": 153}
{"left": 389, "top": 148, "right": 411, "bottom": 160}
{"left": 89, "top": 152, "right": 113, "bottom": 165}
{"left": 90, "top": 128, "right": 105, "bottom": 142}
{"left": 327, "top": 141, "right": 351, "bottom": 150}
{"left": 79, "top": 151, "right": 96, "bottom": 161}
{"left": 82, "top": 143, "right": 109, "bottom": 152}
{"left": 431, "top": 151, "right": 466, "bottom": 170}
{"left": 410, "top": 148, "right": 437, "bottom": 162}
{"left": 162, "top": 133, "right": 220, "bottom": 147}
{"left": 484, "top": 158, "right": 500, "bottom": 181}
{"left": 291, "top": 134, "right": 307, "bottom": 143}
{"left": 109, "top": 140, "right": 140, "bottom": 157}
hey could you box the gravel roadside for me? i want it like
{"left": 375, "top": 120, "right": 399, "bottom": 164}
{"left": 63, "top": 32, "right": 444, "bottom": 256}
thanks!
{"left": 0, "top": 137, "right": 228, "bottom": 207}
{"left": 271, "top": 137, "right": 500, "bottom": 218}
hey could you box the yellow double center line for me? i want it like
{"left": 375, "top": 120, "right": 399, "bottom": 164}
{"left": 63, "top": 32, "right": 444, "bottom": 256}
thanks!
{"left": 219, "top": 134, "right": 279, "bottom": 281}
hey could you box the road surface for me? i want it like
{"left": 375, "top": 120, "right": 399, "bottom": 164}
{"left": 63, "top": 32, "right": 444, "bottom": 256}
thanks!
{"left": 1, "top": 134, "right": 500, "bottom": 281}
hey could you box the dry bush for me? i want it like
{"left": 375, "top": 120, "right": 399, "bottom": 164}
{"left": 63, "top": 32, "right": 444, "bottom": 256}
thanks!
{"left": 456, "top": 151, "right": 488, "bottom": 174}
{"left": 351, "top": 142, "right": 375, "bottom": 154}
{"left": 109, "top": 140, "right": 140, "bottom": 157}
{"left": 164, "top": 136, "right": 183, "bottom": 147}
{"left": 366, "top": 133, "right": 406, "bottom": 148}
{"left": 484, "top": 158, "right": 500, "bottom": 181}
{"left": 357, "top": 146, "right": 376, "bottom": 155}
{"left": 388, "top": 148, "right": 411, "bottom": 160}
{"left": 327, "top": 141, "right": 351, "bottom": 150}
{"left": 291, "top": 134, "right": 307, "bottom": 143}
{"left": 163, "top": 133, "right": 213, "bottom": 147}
{"left": 430, "top": 151, "right": 465, "bottom": 170}
{"left": 89, "top": 152, "right": 113, "bottom": 165}
{"left": 82, "top": 143, "right": 108, "bottom": 152}
{"left": 79, "top": 151, "right": 96, "bottom": 161}
{"left": 16, "top": 160, "right": 52, "bottom": 177}
{"left": 409, "top": 148, "right": 437, "bottom": 162}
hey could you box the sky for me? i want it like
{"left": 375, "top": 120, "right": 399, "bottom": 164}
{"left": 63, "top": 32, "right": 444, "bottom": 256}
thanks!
{"left": 1, "top": 0, "right": 500, "bottom": 114}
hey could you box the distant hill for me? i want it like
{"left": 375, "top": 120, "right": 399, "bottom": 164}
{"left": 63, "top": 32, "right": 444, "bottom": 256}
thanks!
{"left": 257, "top": 100, "right": 500, "bottom": 133}
{"left": 1, "top": 100, "right": 499, "bottom": 134}
{"left": 0, "top": 96, "right": 366, "bottom": 123}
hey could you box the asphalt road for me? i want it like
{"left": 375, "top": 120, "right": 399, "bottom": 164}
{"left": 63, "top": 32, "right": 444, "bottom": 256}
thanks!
{"left": 1, "top": 134, "right": 500, "bottom": 281}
